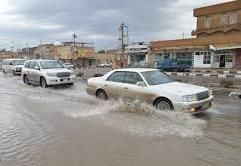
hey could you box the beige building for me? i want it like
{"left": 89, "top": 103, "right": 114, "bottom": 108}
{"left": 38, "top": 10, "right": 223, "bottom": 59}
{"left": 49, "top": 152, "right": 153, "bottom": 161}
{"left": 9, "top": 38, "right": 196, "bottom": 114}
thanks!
{"left": 149, "top": 0, "right": 241, "bottom": 69}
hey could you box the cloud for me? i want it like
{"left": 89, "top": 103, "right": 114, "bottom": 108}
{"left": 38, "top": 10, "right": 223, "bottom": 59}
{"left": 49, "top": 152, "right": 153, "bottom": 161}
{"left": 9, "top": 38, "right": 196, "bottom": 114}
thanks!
{"left": 0, "top": 0, "right": 232, "bottom": 50}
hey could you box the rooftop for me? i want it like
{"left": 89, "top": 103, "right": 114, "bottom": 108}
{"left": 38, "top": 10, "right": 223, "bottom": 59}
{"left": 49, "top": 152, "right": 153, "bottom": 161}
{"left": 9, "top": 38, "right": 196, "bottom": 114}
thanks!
{"left": 194, "top": 0, "right": 241, "bottom": 17}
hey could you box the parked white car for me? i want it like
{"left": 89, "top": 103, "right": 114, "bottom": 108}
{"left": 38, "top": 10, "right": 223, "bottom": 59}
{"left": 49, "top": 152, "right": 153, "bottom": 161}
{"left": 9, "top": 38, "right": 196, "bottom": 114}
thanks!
{"left": 99, "top": 63, "right": 112, "bottom": 68}
{"left": 63, "top": 63, "right": 75, "bottom": 69}
{"left": 21, "top": 59, "right": 75, "bottom": 88}
{"left": 86, "top": 68, "right": 213, "bottom": 114}
{"left": 2, "top": 59, "right": 26, "bottom": 75}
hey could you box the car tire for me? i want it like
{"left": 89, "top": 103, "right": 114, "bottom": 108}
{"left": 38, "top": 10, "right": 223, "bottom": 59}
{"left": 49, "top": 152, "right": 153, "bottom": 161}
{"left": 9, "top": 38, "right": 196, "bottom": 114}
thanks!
{"left": 154, "top": 98, "right": 174, "bottom": 111}
{"left": 23, "top": 75, "right": 29, "bottom": 85}
{"left": 239, "top": 95, "right": 241, "bottom": 99}
{"left": 96, "top": 90, "right": 108, "bottom": 100}
{"left": 2, "top": 69, "right": 6, "bottom": 74}
{"left": 40, "top": 77, "right": 48, "bottom": 88}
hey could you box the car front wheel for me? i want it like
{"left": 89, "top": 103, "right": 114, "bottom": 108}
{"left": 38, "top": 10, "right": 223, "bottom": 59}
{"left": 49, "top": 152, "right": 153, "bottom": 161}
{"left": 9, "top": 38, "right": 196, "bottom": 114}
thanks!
{"left": 96, "top": 90, "right": 108, "bottom": 100}
{"left": 40, "top": 77, "right": 48, "bottom": 88}
{"left": 154, "top": 98, "right": 174, "bottom": 111}
{"left": 23, "top": 75, "right": 29, "bottom": 85}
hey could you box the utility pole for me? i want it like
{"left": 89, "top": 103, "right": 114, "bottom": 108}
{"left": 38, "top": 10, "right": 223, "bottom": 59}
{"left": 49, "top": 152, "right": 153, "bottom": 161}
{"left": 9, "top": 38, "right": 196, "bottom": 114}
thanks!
{"left": 118, "top": 22, "right": 129, "bottom": 67}
{"left": 72, "top": 33, "right": 77, "bottom": 64}
{"left": 181, "top": 32, "right": 185, "bottom": 39}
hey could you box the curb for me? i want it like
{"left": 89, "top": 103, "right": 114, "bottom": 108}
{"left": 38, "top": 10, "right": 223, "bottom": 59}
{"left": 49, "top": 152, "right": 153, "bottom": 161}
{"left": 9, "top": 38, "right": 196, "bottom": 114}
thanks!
{"left": 165, "top": 72, "right": 241, "bottom": 79}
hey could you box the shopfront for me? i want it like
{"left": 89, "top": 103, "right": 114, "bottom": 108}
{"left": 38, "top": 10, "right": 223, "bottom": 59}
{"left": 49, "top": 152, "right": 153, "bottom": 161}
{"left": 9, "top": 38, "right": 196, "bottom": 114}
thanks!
{"left": 213, "top": 50, "right": 235, "bottom": 68}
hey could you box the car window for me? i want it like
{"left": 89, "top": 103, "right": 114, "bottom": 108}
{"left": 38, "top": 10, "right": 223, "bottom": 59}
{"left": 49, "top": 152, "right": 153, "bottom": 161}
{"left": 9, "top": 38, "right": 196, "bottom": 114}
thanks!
{"left": 141, "top": 70, "right": 174, "bottom": 85}
{"left": 124, "top": 72, "right": 143, "bottom": 85}
{"left": 107, "top": 71, "right": 125, "bottom": 83}
{"left": 40, "top": 61, "right": 64, "bottom": 69}
{"left": 12, "top": 60, "right": 26, "bottom": 65}
{"left": 33, "top": 62, "right": 40, "bottom": 70}
{"left": 24, "top": 61, "right": 29, "bottom": 68}
{"left": 29, "top": 61, "right": 35, "bottom": 69}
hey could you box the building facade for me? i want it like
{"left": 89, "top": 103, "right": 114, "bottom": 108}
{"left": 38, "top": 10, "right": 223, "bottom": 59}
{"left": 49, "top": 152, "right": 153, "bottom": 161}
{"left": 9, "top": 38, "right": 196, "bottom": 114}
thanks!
{"left": 126, "top": 42, "right": 148, "bottom": 67}
{"left": 149, "top": 0, "right": 241, "bottom": 69}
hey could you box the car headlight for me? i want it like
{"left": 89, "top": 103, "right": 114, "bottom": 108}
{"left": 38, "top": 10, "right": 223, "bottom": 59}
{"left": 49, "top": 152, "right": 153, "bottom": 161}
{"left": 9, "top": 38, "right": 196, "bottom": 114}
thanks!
{"left": 182, "top": 94, "right": 197, "bottom": 102}
{"left": 208, "top": 89, "right": 213, "bottom": 96}
{"left": 46, "top": 73, "right": 56, "bottom": 77}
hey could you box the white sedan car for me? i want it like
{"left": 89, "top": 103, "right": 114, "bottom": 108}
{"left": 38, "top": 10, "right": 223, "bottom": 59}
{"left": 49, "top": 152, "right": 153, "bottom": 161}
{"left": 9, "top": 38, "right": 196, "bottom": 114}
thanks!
{"left": 86, "top": 68, "right": 213, "bottom": 114}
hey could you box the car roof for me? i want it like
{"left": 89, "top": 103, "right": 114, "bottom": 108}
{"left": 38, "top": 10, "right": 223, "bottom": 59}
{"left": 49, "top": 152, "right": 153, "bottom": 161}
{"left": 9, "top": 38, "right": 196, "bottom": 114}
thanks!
{"left": 114, "top": 68, "right": 158, "bottom": 73}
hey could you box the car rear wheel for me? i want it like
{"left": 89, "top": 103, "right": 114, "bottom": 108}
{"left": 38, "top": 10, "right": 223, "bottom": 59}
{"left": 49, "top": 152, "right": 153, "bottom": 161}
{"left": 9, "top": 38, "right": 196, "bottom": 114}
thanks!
{"left": 40, "top": 77, "right": 47, "bottom": 88}
{"left": 96, "top": 90, "right": 108, "bottom": 100}
{"left": 23, "top": 75, "right": 29, "bottom": 85}
{"left": 154, "top": 98, "right": 173, "bottom": 111}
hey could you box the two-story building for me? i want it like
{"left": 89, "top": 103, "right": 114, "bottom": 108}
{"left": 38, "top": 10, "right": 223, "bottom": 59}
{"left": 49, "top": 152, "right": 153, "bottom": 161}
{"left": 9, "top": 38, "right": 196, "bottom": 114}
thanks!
{"left": 126, "top": 42, "right": 149, "bottom": 67}
{"left": 149, "top": 0, "right": 241, "bottom": 69}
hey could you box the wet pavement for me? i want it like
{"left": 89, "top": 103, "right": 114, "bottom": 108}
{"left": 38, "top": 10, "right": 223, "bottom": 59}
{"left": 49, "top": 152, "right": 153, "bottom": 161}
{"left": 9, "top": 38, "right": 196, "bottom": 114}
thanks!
{"left": 0, "top": 73, "right": 241, "bottom": 166}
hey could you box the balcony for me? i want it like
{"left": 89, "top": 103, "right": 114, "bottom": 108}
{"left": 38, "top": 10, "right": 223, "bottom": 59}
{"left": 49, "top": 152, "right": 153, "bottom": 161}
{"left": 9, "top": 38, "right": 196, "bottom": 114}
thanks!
{"left": 192, "top": 23, "right": 241, "bottom": 36}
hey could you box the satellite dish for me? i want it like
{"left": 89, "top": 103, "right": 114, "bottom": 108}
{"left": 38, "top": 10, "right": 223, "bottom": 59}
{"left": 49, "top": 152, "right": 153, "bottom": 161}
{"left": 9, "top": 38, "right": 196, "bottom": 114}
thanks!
{"left": 209, "top": 45, "right": 216, "bottom": 51}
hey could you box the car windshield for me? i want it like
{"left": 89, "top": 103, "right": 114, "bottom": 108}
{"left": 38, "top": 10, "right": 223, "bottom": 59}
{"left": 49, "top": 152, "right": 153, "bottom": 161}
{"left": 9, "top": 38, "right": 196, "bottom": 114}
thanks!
{"left": 141, "top": 70, "right": 174, "bottom": 85}
{"left": 40, "top": 61, "right": 64, "bottom": 69}
{"left": 12, "top": 60, "right": 26, "bottom": 65}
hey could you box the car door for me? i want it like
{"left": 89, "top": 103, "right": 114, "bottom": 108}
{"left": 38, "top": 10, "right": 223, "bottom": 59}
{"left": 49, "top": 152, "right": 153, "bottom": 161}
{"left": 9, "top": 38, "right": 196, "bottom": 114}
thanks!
{"left": 121, "top": 72, "right": 152, "bottom": 102}
{"left": 31, "top": 62, "right": 41, "bottom": 84}
{"left": 27, "top": 61, "right": 36, "bottom": 82}
{"left": 104, "top": 71, "right": 125, "bottom": 99}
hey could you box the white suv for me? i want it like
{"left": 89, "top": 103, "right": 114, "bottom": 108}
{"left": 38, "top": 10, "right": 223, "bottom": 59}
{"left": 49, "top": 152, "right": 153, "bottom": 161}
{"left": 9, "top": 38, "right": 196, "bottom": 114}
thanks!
{"left": 21, "top": 59, "right": 75, "bottom": 88}
{"left": 2, "top": 59, "right": 26, "bottom": 75}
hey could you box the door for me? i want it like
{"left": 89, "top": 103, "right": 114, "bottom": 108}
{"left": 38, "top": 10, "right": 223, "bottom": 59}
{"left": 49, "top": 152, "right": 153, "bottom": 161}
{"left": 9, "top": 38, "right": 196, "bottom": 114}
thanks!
{"left": 121, "top": 72, "right": 150, "bottom": 102}
{"left": 27, "top": 61, "right": 36, "bottom": 82}
{"left": 32, "top": 62, "right": 41, "bottom": 83}
{"left": 104, "top": 71, "right": 125, "bottom": 99}
{"left": 220, "top": 55, "right": 225, "bottom": 67}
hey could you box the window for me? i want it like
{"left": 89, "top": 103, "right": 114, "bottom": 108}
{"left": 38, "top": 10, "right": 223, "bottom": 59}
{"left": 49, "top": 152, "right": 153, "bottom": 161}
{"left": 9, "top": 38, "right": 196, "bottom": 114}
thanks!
{"left": 24, "top": 61, "right": 30, "bottom": 68}
{"left": 29, "top": 61, "right": 35, "bottom": 69}
{"left": 124, "top": 72, "right": 143, "bottom": 85}
{"left": 40, "top": 61, "right": 64, "bottom": 69}
{"left": 225, "top": 55, "right": 233, "bottom": 62}
{"left": 33, "top": 62, "right": 40, "bottom": 70}
{"left": 229, "top": 12, "right": 237, "bottom": 24}
{"left": 221, "top": 14, "right": 228, "bottom": 25}
{"left": 141, "top": 70, "right": 173, "bottom": 85}
{"left": 204, "top": 16, "right": 211, "bottom": 28}
{"left": 107, "top": 71, "right": 125, "bottom": 83}
{"left": 203, "top": 54, "right": 211, "bottom": 64}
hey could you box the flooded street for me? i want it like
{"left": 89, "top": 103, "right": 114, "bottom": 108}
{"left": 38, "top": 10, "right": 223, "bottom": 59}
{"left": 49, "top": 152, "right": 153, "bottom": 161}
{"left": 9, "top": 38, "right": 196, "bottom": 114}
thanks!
{"left": 0, "top": 73, "right": 241, "bottom": 166}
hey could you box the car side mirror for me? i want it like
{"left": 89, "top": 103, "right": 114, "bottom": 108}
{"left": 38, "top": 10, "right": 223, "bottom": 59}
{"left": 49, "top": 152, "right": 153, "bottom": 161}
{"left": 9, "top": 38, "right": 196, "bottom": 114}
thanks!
{"left": 10, "top": 62, "right": 13, "bottom": 65}
{"left": 136, "top": 81, "right": 146, "bottom": 87}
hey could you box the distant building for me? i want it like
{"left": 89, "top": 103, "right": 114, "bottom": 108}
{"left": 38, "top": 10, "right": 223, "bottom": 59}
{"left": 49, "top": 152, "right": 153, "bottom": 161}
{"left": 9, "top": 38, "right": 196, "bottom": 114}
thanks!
{"left": 0, "top": 49, "right": 18, "bottom": 60}
{"left": 19, "top": 42, "right": 96, "bottom": 67}
{"left": 149, "top": 0, "right": 241, "bottom": 69}
{"left": 126, "top": 42, "right": 148, "bottom": 67}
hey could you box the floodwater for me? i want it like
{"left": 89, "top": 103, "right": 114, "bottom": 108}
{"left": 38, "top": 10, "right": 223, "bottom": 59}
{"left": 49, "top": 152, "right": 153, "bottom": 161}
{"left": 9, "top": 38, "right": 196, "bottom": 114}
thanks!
{"left": 0, "top": 73, "right": 241, "bottom": 166}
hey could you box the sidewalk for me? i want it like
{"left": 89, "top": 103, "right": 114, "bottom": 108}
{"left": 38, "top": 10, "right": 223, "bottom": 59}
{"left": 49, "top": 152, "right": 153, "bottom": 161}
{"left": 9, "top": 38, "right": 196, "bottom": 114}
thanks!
{"left": 165, "top": 72, "right": 241, "bottom": 79}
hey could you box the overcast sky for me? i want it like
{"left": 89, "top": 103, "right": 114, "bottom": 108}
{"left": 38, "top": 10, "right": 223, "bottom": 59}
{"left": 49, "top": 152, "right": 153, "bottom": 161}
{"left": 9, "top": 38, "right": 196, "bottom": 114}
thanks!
{"left": 0, "top": 0, "right": 231, "bottom": 50}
